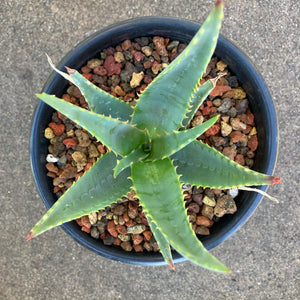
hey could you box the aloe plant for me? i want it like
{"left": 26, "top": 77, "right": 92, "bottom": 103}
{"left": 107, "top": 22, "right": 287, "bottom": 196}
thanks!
{"left": 28, "top": 1, "right": 280, "bottom": 272}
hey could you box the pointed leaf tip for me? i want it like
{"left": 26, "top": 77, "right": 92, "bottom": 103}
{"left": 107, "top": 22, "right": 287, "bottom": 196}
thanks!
{"left": 26, "top": 230, "right": 35, "bottom": 241}
{"left": 270, "top": 176, "right": 281, "bottom": 185}
{"left": 215, "top": 0, "right": 224, "bottom": 6}
{"left": 168, "top": 260, "right": 175, "bottom": 271}
{"left": 65, "top": 66, "right": 76, "bottom": 74}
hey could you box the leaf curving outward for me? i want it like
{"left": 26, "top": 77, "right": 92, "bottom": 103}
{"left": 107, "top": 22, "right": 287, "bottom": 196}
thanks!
{"left": 131, "top": 157, "right": 230, "bottom": 273}
{"left": 145, "top": 214, "right": 174, "bottom": 270}
{"left": 36, "top": 93, "right": 146, "bottom": 156}
{"left": 131, "top": 2, "right": 224, "bottom": 137}
{"left": 27, "top": 152, "right": 132, "bottom": 240}
{"left": 145, "top": 115, "right": 219, "bottom": 161}
{"left": 181, "top": 76, "right": 222, "bottom": 129}
{"left": 66, "top": 68, "right": 133, "bottom": 121}
{"left": 172, "top": 140, "right": 278, "bottom": 189}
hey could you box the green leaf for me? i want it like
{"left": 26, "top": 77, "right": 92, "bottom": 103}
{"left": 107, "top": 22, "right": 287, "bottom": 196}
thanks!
{"left": 36, "top": 93, "right": 145, "bottom": 156}
{"left": 114, "top": 147, "right": 149, "bottom": 177}
{"left": 145, "top": 214, "right": 174, "bottom": 270}
{"left": 131, "top": 157, "right": 230, "bottom": 273}
{"left": 146, "top": 115, "right": 219, "bottom": 161}
{"left": 67, "top": 68, "right": 133, "bottom": 121}
{"left": 181, "top": 78, "right": 216, "bottom": 129}
{"left": 172, "top": 140, "right": 276, "bottom": 188}
{"left": 27, "top": 152, "right": 132, "bottom": 239}
{"left": 131, "top": 3, "right": 224, "bottom": 137}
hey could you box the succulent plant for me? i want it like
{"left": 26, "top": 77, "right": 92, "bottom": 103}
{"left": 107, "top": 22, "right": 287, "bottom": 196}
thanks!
{"left": 27, "top": 1, "right": 280, "bottom": 272}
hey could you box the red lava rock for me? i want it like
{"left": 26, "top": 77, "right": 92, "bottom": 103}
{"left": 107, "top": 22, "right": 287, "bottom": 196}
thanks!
{"left": 84, "top": 162, "right": 93, "bottom": 172}
{"left": 222, "top": 90, "right": 234, "bottom": 99}
{"left": 81, "top": 216, "right": 91, "bottom": 229}
{"left": 137, "top": 84, "right": 147, "bottom": 93}
{"left": 132, "top": 234, "right": 144, "bottom": 245}
{"left": 45, "top": 162, "right": 58, "bottom": 174}
{"left": 103, "top": 55, "right": 122, "bottom": 76}
{"left": 210, "top": 85, "right": 231, "bottom": 97}
{"left": 124, "top": 93, "right": 135, "bottom": 101}
{"left": 47, "top": 171, "right": 57, "bottom": 178}
{"left": 121, "top": 39, "right": 131, "bottom": 50}
{"left": 82, "top": 73, "right": 93, "bottom": 81}
{"left": 81, "top": 226, "right": 91, "bottom": 234}
{"left": 93, "top": 65, "right": 107, "bottom": 76}
{"left": 107, "top": 220, "right": 118, "bottom": 238}
{"left": 72, "top": 86, "right": 82, "bottom": 98}
{"left": 246, "top": 112, "right": 255, "bottom": 125}
{"left": 143, "top": 75, "right": 153, "bottom": 84}
{"left": 114, "top": 85, "right": 126, "bottom": 96}
{"left": 192, "top": 194, "right": 203, "bottom": 205}
{"left": 133, "top": 244, "right": 143, "bottom": 252}
{"left": 74, "top": 172, "right": 84, "bottom": 180}
{"left": 206, "top": 100, "right": 213, "bottom": 107}
{"left": 62, "top": 94, "right": 74, "bottom": 103}
{"left": 242, "top": 125, "right": 252, "bottom": 134}
{"left": 76, "top": 218, "right": 83, "bottom": 227}
{"left": 187, "top": 202, "right": 200, "bottom": 214}
{"left": 123, "top": 212, "right": 130, "bottom": 222}
{"left": 140, "top": 216, "right": 148, "bottom": 226}
{"left": 125, "top": 219, "right": 136, "bottom": 228}
{"left": 132, "top": 51, "right": 145, "bottom": 62}
{"left": 128, "top": 201, "right": 138, "bottom": 212}
{"left": 229, "top": 131, "right": 245, "bottom": 143}
{"left": 59, "top": 164, "right": 77, "bottom": 179}
{"left": 248, "top": 135, "right": 258, "bottom": 151}
{"left": 103, "top": 47, "right": 115, "bottom": 56}
{"left": 113, "top": 237, "right": 121, "bottom": 246}
{"left": 210, "top": 107, "right": 218, "bottom": 115}
{"left": 153, "top": 36, "right": 168, "bottom": 56}
{"left": 204, "top": 124, "right": 220, "bottom": 138}
{"left": 235, "top": 154, "right": 245, "bottom": 166}
{"left": 116, "top": 225, "right": 127, "bottom": 235}
{"left": 100, "top": 232, "right": 109, "bottom": 239}
{"left": 143, "top": 60, "right": 152, "bottom": 69}
{"left": 115, "top": 45, "right": 122, "bottom": 52}
{"left": 97, "top": 144, "right": 106, "bottom": 154}
{"left": 202, "top": 106, "right": 211, "bottom": 116}
{"left": 79, "top": 96, "right": 87, "bottom": 107}
{"left": 196, "top": 215, "right": 214, "bottom": 227}
{"left": 223, "top": 146, "right": 237, "bottom": 161}
{"left": 143, "top": 230, "right": 153, "bottom": 241}
{"left": 184, "top": 193, "right": 191, "bottom": 200}
{"left": 81, "top": 66, "right": 91, "bottom": 74}
{"left": 210, "top": 136, "right": 226, "bottom": 147}
{"left": 237, "top": 113, "right": 247, "bottom": 124}
{"left": 62, "top": 138, "right": 77, "bottom": 148}
{"left": 48, "top": 122, "right": 65, "bottom": 136}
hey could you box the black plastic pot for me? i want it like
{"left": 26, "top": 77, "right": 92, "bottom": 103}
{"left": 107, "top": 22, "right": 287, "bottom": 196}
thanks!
{"left": 30, "top": 17, "right": 278, "bottom": 266}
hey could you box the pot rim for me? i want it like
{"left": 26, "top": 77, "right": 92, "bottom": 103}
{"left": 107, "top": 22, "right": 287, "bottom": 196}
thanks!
{"left": 30, "top": 16, "right": 278, "bottom": 266}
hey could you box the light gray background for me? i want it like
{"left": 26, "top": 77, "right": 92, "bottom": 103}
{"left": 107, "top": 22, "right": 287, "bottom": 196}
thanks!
{"left": 1, "top": 0, "right": 299, "bottom": 299}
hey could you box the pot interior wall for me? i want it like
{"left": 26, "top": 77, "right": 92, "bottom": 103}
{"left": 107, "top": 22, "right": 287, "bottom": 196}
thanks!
{"left": 31, "top": 17, "right": 278, "bottom": 266}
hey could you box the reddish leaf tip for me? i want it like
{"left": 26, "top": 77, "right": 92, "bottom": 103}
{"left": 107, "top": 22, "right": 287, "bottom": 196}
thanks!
{"left": 26, "top": 231, "right": 35, "bottom": 241}
{"left": 168, "top": 260, "right": 175, "bottom": 271}
{"left": 270, "top": 176, "right": 281, "bottom": 185}
{"left": 65, "top": 66, "right": 76, "bottom": 74}
{"left": 215, "top": 0, "right": 225, "bottom": 6}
